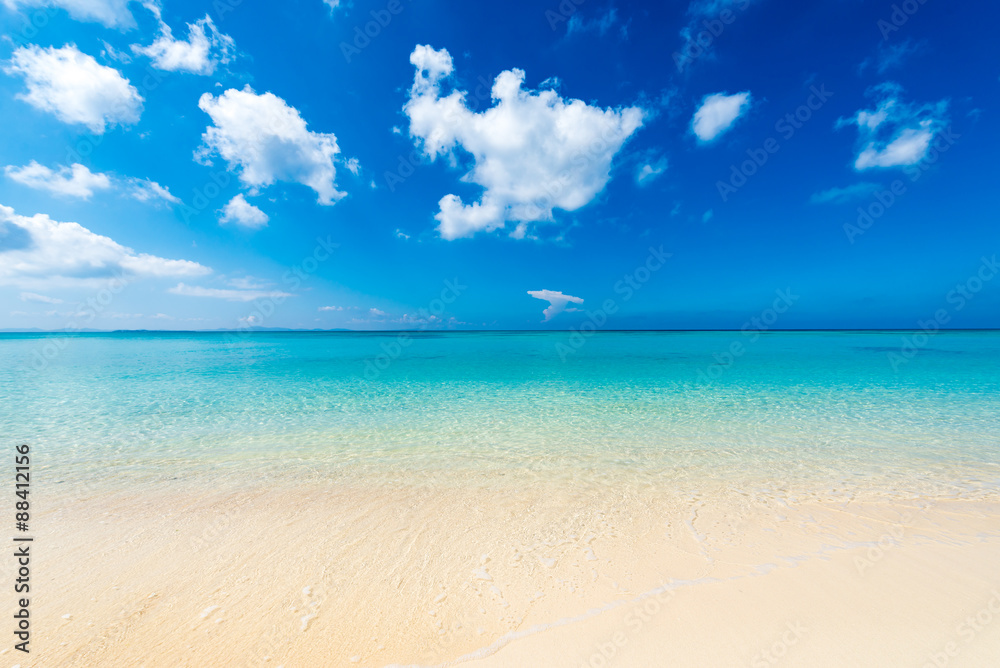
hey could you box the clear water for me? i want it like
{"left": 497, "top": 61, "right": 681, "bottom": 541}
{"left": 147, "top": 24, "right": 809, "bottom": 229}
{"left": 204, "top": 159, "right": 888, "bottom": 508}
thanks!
{"left": 2, "top": 331, "right": 998, "bottom": 499}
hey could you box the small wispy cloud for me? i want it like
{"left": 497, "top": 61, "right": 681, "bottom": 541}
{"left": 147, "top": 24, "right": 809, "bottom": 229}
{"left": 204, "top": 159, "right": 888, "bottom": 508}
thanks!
{"left": 810, "top": 182, "right": 882, "bottom": 204}
{"left": 636, "top": 157, "right": 667, "bottom": 186}
{"left": 859, "top": 39, "right": 925, "bottom": 75}
{"left": 19, "top": 291, "right": 63, "bottom": 304}
{"left": 566, "top": 8, "right": 621, "bottom": 38}
{"left": 168, "top": 283, "right": 292, "bottom": 302}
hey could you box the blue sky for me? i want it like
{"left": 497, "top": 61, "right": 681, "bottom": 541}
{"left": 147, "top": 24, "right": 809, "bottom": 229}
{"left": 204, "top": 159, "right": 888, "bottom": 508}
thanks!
{"left": 0, "top": 0, "right": 997, "bottom": 330}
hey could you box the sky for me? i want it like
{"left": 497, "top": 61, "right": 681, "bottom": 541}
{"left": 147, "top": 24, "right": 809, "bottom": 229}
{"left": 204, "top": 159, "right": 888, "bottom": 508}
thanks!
{"left": 0, "top": 0, "right": 997, "bottom": 331}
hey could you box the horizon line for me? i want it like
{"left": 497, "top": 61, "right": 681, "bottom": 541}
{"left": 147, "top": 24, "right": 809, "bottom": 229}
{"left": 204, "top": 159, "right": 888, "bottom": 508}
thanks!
{"left": 2, "top": 328, "right": 1000, "bottom": 334}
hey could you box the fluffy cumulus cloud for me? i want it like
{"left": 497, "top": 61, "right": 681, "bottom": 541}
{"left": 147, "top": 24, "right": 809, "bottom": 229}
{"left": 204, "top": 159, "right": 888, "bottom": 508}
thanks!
{"left": 1, "top": 0, "right": 135, "bottom": 28}
{"left": 404, "top": 45, "right": 645, "bottom": 240}
{"left": 0, "top": 204, "right": 209, "bottom": 289}
{"left": 4, "top": 44, "right": 143, "bottom": 133}
{"left": 691, "top": 91, "right": 751, "bottom": 142}
{"left": 196, "top": 86, "right": 345, "bottom": 205}
{"left": 4, "top": 161, "right": 111, "bottom": 198}
{"left": 527, "top": 289, "right": 583, "bottom": 321}
{"left": 131, "top": 13, "right": 235, "bottom": 75}
{"left": 837, "top": 83, "right": 948, "bottom": 171}
{"left": 4, "top": 161, "right": 179, "bottom": 204}
{"left": 219, "top": 194, "right": 269, "bottom": 228}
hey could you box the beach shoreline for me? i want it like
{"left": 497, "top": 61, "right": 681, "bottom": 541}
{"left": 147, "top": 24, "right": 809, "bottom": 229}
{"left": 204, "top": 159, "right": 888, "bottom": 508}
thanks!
{"left": 29, "top": 480, "right": 1000, "bottom": 667}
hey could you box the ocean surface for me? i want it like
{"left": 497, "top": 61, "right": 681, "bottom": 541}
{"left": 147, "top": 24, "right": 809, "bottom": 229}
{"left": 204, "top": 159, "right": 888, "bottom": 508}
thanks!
{"left": 2, "top": 331, "right": 999, "bottom": 499}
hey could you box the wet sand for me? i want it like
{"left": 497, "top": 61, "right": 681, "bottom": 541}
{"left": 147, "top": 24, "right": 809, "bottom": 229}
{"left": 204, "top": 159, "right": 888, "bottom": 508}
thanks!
{"left": 22, "top": 477, "right": 1000, "bottom": 667}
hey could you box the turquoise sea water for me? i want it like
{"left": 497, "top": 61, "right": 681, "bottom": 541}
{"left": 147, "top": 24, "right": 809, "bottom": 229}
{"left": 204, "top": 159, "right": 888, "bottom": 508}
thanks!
{"left": 2, "top": 331, "right": 998, "bottom": 499}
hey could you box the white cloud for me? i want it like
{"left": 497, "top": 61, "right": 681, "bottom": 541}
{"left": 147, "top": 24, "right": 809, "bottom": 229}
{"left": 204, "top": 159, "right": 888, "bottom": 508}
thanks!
{"left": 168, "top": 283, "right": 292, "bottom": 301}
{"left": 4, "top": 161, "right": 111, "bottom": 198}
{"left": 369, "top": 308, "right": 387, "bottom": 317}
{"left": 5, "top": 161, "right": 179, "bottom": 205}
{"left": 837, "top": 83, "right": 948, "bottom": 170}
{"left": 5, "top": 44, "right": 143, "bottom": 133}
{"left": 404, "top": 45, "right": 645, "bottom": 240}
{"left": 20, "top": 291, "right": 62, "bottom": 304}
{"left": 318, "top": 305, "right": 343, "bottom": 311}
{"left": 131, "top": 14, "right": 235, "bottom": 75}
{"left": 527, "top": 289, "right": 583, "bottom": 322}
{"left": 227, "top": 276, "right": 269, "bottom": 290}
{"left": 100, "top": 40, "right": 132, "bottom": 63}
{"left": 809, "top": 182, "right": 881, "bottom": 205}
{"left": 219, "top": 194, "right": 268, "bottom": 228}
{"left": 635, "top": 157, "right": 667, "bottom": 186}
{"left": 124, "top": 177, "right": 180, "bottom": 204}
{"left": 1, "top": 0, "right": 135, "bottom": 28}
{"left": 691, "top": 91, "right": 751, "bottom": 142}
{"left": 0, "top": 204, "right": 209, "bottom": 289}
{"left": 196, "top": 86, "right": 345, "bottom": 205}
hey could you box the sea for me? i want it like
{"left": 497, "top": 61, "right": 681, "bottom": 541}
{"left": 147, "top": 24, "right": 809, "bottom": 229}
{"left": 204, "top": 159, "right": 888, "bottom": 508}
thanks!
{"left": 2, "top": 330, "right": 998, "bottom": 500}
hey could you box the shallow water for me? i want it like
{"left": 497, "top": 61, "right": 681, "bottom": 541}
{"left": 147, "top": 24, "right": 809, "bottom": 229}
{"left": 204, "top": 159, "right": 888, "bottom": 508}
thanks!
{"left": 2, "top": 331, "right": 998, "bottom": 498}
